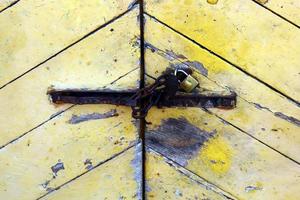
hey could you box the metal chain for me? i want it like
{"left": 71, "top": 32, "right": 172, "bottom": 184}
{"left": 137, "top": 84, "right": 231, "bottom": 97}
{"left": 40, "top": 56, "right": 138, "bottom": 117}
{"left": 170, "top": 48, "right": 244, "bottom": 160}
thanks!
{"left": 131, "top": 73, "right": 169, "bottom": 119}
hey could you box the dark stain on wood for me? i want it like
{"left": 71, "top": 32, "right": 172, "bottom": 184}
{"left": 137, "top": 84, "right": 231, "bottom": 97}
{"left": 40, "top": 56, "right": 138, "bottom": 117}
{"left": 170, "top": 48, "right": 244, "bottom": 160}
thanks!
{"left": 146, "top": 117, "right": 216, "bottom": 166}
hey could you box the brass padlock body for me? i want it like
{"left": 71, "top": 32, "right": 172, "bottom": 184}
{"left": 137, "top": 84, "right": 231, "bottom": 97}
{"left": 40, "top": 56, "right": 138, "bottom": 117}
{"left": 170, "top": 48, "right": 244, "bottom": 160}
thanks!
{"left": 175, "top": 69, "right": 199, "bottom": 92}
{"left": 179, "top": 74, "right": 199, "bottom": 92}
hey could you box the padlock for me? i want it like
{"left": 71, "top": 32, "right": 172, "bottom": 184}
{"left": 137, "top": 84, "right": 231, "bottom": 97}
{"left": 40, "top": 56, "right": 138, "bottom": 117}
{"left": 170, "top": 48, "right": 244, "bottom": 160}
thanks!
{"left": 174, "top": 69, "right": 199, "bottom": 92}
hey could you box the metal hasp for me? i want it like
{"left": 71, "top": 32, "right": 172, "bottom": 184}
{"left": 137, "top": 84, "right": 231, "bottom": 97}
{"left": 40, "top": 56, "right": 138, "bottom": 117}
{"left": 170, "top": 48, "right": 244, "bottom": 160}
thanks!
{"left": 48, "top": 89, "right": 237, "bottom": 109}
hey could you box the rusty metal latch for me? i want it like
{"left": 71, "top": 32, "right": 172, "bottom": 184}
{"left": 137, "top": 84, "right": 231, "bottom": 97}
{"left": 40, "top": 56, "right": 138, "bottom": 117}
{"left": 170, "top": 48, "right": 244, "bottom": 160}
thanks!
{"left": 48, "top": 67, "right": 236, "bottom": 119}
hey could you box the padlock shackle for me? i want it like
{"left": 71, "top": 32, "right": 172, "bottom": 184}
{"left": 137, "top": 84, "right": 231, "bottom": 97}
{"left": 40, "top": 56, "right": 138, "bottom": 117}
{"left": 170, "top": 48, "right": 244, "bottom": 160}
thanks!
{"left": 174, "top": 69, "right": 189, "bottom": 76}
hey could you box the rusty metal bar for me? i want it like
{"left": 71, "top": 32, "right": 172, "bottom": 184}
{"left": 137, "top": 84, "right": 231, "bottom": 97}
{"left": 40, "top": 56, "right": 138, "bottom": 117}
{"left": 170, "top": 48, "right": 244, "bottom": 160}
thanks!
{"left": 48, "top": 89, "right": 138, "bottom": 106}
{"left": 48, "top": 89, "right": 236, "bottom": 109}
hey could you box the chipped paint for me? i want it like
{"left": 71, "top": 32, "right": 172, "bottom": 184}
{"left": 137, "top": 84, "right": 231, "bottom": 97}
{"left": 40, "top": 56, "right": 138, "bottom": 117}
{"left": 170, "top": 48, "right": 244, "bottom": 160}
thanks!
{"left": 184, "top": 61, "right": 208, "bottom": 76}
{"left": 131, "top": 142, "right": 143, "bottom": 199}
{"left": 84, "top": 159, "right": 93, "bottom": 170}
{"left": 245, "top": 185, "right": 263, "bottom": 193}
{"left": 68, "top": 109, "right": 118, "bottom": 124}
{"left": 144, "top": 14, "right": 300, "bottom": 166}
{"left": 253, "top": 102, "right": 300, "bottom": 127}
{"left": 0, "top": 9, "right": 140, "bottom": 147}
{"left": 51, "top": 160, "right": 65, "bottom": 176}
{"left": 144, "top": 40, "right": 209, "bottom": 77}
{"left": 127, "top": 0, "right": 138, "bottom": 10}
{"left": 274, "top": 112, "right": 300, "bottom": 127}
{"left": 42, "top": 147, "right": 140, "bottom": 199}
{"left": 146, "top": 117, "right": 216, "bottom": 166}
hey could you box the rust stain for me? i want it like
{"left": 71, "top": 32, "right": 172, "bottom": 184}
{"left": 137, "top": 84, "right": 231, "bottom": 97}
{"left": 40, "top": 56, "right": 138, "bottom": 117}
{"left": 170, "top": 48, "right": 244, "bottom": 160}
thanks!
{"left": 68, "top": 109, "right": 119, "bottom": 124}
{"left": 131, "top": 143, "right": 143, "bottom": 199}
{"left": 146, "top": 117, "right": 216, "bottom": 166}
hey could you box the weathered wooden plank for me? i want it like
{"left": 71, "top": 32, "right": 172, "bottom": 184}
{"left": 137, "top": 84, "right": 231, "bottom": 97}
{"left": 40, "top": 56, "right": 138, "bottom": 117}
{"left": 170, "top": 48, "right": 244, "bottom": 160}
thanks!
{"left": 145, "top": 0, "right": 300, "bottom": 102}
{"left": 146, "top": 148, "right": 236, "bottom": 200}
{"left": 144, "top": 15, "right": 300, "bottom": 163}
{"left": 254, "top": 0, "right": 300, "bottom": 26}
{"left": 0, "top": 105, "right": 139, "bottom": 200}
{"left": 0, "top": 0, "right": 136, "bottom": 87}
{"left": 42, "top": 144, "right": 142, "bottom": 200}
{"left": 0, "top": 0, "right": 18, "bottom": 12}
{"left": 145, "top": 108, "right": 300, "bottom": 199}
{"left": 0, "top": 9, "right": 140, "bottom": 147}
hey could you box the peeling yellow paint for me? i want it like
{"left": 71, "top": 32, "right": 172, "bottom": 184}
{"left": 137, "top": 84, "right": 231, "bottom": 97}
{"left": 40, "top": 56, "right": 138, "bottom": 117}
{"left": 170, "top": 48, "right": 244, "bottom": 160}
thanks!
{"left": 44, "top": 146, "right": 141, "bottom": 200}
{"left": 0, "top": 105, "right": 138, "bottom": 200}
{"left": 1, "top": 0, "right": 300, "bottom": 199}
{"left": 0, "top": 8, "right": 141, "bottom": 200}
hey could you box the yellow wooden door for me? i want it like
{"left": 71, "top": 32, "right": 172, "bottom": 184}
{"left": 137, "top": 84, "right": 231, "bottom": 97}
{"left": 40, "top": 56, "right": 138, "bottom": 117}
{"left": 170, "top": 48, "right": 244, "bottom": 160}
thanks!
{"left": 0, "top": 0, "right": 300, "bottom": 199}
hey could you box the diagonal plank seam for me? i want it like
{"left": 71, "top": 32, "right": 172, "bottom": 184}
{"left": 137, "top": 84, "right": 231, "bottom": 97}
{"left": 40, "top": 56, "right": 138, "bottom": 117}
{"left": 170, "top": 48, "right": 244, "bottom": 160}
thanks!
{"left": 0, "top": 4, "right": 137, "bottom": 90}
{"left": 141, "top": 30, "right": 300, "bottom": 164}
{"left": 204, "top": 108, "right": 300, "bottom": 165}
{"left": 142, "top": 37, "right": 300, "bottom": 127}
{"left": 146, "top": 146, "right": 240, "bottom": 200}
{"left": 0, "top": 67, "right": 139, "bottom": 150}
{"left": 0, "top": 0, "right": 20, "bottom": 14}
{"left": 37, "top": 142, "right": 139, "bottom": 200}
{"left": 251, "top": 0, "right": 300, "bottom": 29}
{"left": 144, "top": 12, "right": 300, "bottom": 107}
{"left": 0, "top": 105, "right": 74, "bottom": 149}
